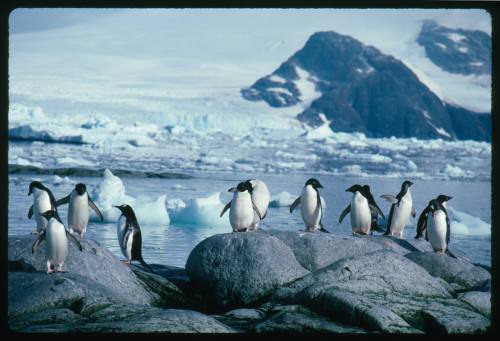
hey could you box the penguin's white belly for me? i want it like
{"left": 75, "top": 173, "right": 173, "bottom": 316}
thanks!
{"left": 251, "top": 186, "right": 270, "bottom": 227}
{"left": 34, "top": 192, "right": 52, "bottom": 230}
{"left": 124, "top": 232, "right": 133, "bottom": 260}
{"left": 300, "top": 188, "right": 321, "bottom": 229}
{"left": 68, "top": 196, "right": 89, "bottom": 234}
{"left": 117, "top": 215, "right": 127, "bottom": 251}
{"left": 350, "top": 193, "right": 371, "bottom": 233}
{"left": 427, "top": 210, "right": 447, "bottom": 252}
{"left": 229, "top": 193, "right": 254, "bottom": 230}
{"left": 46, "top": 221, "right": 68, "bottom": 266}
{"left": 390, "top": 196, "right": 412, "bottom": 234}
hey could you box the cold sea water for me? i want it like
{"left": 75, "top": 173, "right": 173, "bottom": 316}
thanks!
{"left": 8, "top": 170, "right": 491, "bottom": 268}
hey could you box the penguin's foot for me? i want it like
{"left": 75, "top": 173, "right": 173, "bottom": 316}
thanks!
{"left": 47, "top": 269, "right": 53, "bottom": 274}
{"left": 434, "top": 249, "right": 445, "bottom": 255}
{"left": 120, "top": 260, "right": 131, "bottom": 265}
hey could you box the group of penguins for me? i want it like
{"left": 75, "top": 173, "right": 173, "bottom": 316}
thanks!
{"left": 27, "top": 177, "right": 453, "bottom": 275}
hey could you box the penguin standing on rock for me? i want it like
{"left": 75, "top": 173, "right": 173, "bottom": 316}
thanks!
{"left": 56, "top": 183, "right": 104, "bottom": 243}
{"left": 339, "top": 184, "right": 385, "bottom": 235}
{"left": 246, "top": 179, "right": 270, "bottom": 231}
{"left": 32, "top": 209, "right": 83, "bottom": 274}
{"left": 28, "top": 181, "right": 58, "bottom": 235}
{"left": 415, "top": 195, "right": 452, "bottom": 239}
{"left": 220, "top": 181, "right": 262, "bottom": 232}
{"left": 381, "top": 181, "right": 416, "bottom": 238}
{"left": 290, "top": 178, "right": 329, "bottom": 233}
{"left": 421, "top": 198, "right": 451, "bottom": 254}
{"left": 363, "top": 185, "right": 386, "bottom": 234}
{"left": 114, "top": 204, "right": 154, "bottom": 272}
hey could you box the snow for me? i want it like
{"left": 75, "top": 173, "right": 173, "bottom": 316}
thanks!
{"left": 267, "top": 87, "right": 294, "bottom": 96}
{"left": 57, "top": 157, "right": 94, "bottom": 167}
{"left": 435, "top": 43, "right": 447, "bottom": 49}
{"left": 168, "top": 192, "right": 230, "bottom": 227}
{"left": 457, "top": 46, "right": 469, "bottom": 54}
{"left": 89, "top": 169, "right": 170, "bottom": 225}
{"left": 293, "top": 65, "right": 322, "bottom": 107}
{"left": 448, "top": 206, "right": 490, "bottom": 236}
{"left": 304, "top": 113, "right": 334, "bottom": 140}
{"left": 269, "top": 74, "right": 287, "bottom": 83}
{"left": 442, "top": 164, "right": 474, "bottom": 178}
{"left": 12, "top": 157, "right": 43, "bottom": 168}
{"left": 446, "top": 33, "right": 467, "bottom": 43}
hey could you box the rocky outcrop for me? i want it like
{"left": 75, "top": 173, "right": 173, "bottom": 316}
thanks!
{"left": 185, "top": 232, "right": 310, "bottom": 308}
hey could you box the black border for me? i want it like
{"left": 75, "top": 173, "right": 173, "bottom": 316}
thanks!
{"left": 1, "top": 0, "right": 497, "bottom": 338}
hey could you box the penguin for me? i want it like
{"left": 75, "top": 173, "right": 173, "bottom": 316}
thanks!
{"left": 381, "top": 180, "right": 416, "bottom": 238}
{"left": 114, "top": 204, "right": 154, "bottom": 272}
{"left": 32, "top": 209, "right": 83, "bottom": 274}
{"left": 228, "top": 179, "right": 270, "bottom": 231}
{"left": 415, "top": 194, "right": 452, "bottom": 239}
{"left": 290, "top": 178, "right": 329, "bottom": 233}
{"left": 55, "top": 183, "right": 104, "bottom": 243}
{"left": 220, "top": 181, "right": 262, "bottom": 232}
{"left": 423, "top": 198, "right": 451, "bottom": 254}
{"left": 339, "top": 184, "right": 385, "bottom": 235}
{"left": 27, "top": 181, "right": 58, "bottom": 235}
{"left": 363, "top": 185, "right": 386, "bottom": 234}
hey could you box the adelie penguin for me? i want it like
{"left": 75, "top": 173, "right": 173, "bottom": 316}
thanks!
{"left": 415, "top": 194, "right": 452, "bottom": 240}
{"left": 363, "top": 185, "right": 386, "bottom": 234}
{"left": 290, "top": 178, "right": 329, "bottom": 233}
{"left": 220, "top": 181, "right": 262, "bottom": 232}
{"left": 227, "top": 179, "right": 270, "bottom": 231}
{"left": 419, "top": 198, "right": 451, "bottom": 254}
{"left": 28, "top": 181, "right": 58, "bottom": 235}
{"left": 56, "top": 183, "right": 104, "bottom": 244}
{"left": 339, "top": 184, "right": 385, "bottom": 235}
{"left": 32, "top": 209, "right": 83, "bottom": 274}
{"left": 381, "top": 180, "right": 416, "bottom": 238}
{"left": 114, "top": 204, "right": 154, "bottom": 272}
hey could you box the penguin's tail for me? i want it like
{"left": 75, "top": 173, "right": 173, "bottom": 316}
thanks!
{"left": 139, "top": 258, "right": 156, "bottom": 274}
{"left": 319, "top": 226, "right": 330, "bottom": 233}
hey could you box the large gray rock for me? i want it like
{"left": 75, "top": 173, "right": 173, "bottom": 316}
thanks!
{"left": 185, "top": 233, "right": 310, "bottom": 308}
{"left": 259, "top": 230, "right": 433, "bottom": 271}
{"left": 10, "top": 303, "right": 235, "bottom": 333}
{"left": 273, "top": 249, "right": 489, "bottom": 333}
{"left": 458, "top": 291, "right": 491, "bottom": 318}
{"left": 405, "top": 251, "right": 491, "bottom": 291}
{"left": 9, "top": 235, "right": 153, "bottom": 305}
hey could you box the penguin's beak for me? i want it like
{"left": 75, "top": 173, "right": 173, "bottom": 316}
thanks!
{"left": 408, "top": 181, "right": 414, "bottom": 186}
{"left": 317, "top": 184, "right": 323, "bottom": 188}
{"left": 228, "top": 187, "right": 237, "bottom": 193}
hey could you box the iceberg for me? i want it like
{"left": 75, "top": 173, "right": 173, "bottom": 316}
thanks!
{"left": 168, "top": 192, "right": 231, "bottom": 227}
{"left": 448, "top": 206, "right": 491, "bottom": 236}
{"left": 89, "top": 169, "right": 170, "bottom": 226}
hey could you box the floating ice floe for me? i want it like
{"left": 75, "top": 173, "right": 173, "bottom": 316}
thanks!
{"left": 441, "top": 164, "right": 475, "bottom": 178}
{"left": 51, "top": 175, "right": 76, "bottom": 186}
{"left": 448, "top": 206, "right": 490, "bottom": 236}
{"left": 11, "top": 157, "right": 43, "bottom": 168}
{"left": 168, "top": 192, "right": 230, "bottom": 227}
{"left": 269, "top": 191, "right": 297, "bottom": 208}
{"left": 89, "top": 169, "right": 170, "bottom": 226}
{"left": 57, "top": 157, "right": 94, "bottom": 167}
{"left": 9, "top": 125, "right": 84, "bottom": 144}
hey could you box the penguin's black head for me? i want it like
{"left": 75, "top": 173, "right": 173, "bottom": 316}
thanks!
{"left": 114, "top": 204, "right": 134, "bottom": 216}
{"left": 305, "top": 178, "right": 323, "bottom": 189}
{"left": 429, "top": 199, "right": 443, "bottom": 212}
{"left": 436, "top": 194, "right": 452, "bottom": 203}
{"left": 346, "top": 184, "right": 363, "bottom": 193}
{"left": 75, "top": 183, "right": 87, "bottom": 196}
{"left": 402, "top": 181, "right": 413, "bottom": 190}
{"left": 363, "top": 185, "right": 371, "bottom": 192}
{"left": 28, "top": 181, "right": 44, "bottom": 196}
{"left": 236, "top": 181, "right": 253, "bottom": 193}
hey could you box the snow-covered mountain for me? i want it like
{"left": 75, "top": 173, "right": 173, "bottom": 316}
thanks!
{"left": 242, "top": 30, "right": 490, "bottom": 141}
{"left": 417, "top": 20, "right": 491, "bottom": 76}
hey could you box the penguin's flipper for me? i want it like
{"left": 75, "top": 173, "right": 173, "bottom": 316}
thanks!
{"left": 446, "top": 213, "right": 451, "bottom": 245}
{"left": 32, "top": 230, "right": 46, "bottom": 253}
{"left": 28, "top": 205, "right": 34, "bottom": 219}
{"left": 369, "top": 203, "right": 385, "bottom": 220}
{"left": 55, "top": 195, "right": 70, "bottom": 207}
{"left": 88, "top": 198, "right": 104, "bottom": 222}
{"left": 66, "top": 230, "right": 83, "bottom": 251}
{"left": 252, "top": 201, "right": 262, "bottom": 220}
{"left": 220, "top": 202, "right": 231, "bottom": 217}
{"left": 384, "top": 205, "right": 395, "bottom": 236}
{"left": 416, "top": 206, "right": 430, "bottom": 239}
{"left": 289, "top": 197, "right": 301, "bottom": 213}
{"left": 380, "top": 194, "right": 398, "bottom": 204}
{"left": 411, "top": 207, "right": 416, "bottom": 218}
{"left": 338, "top": 204, "right": 351, "bottom": 224}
